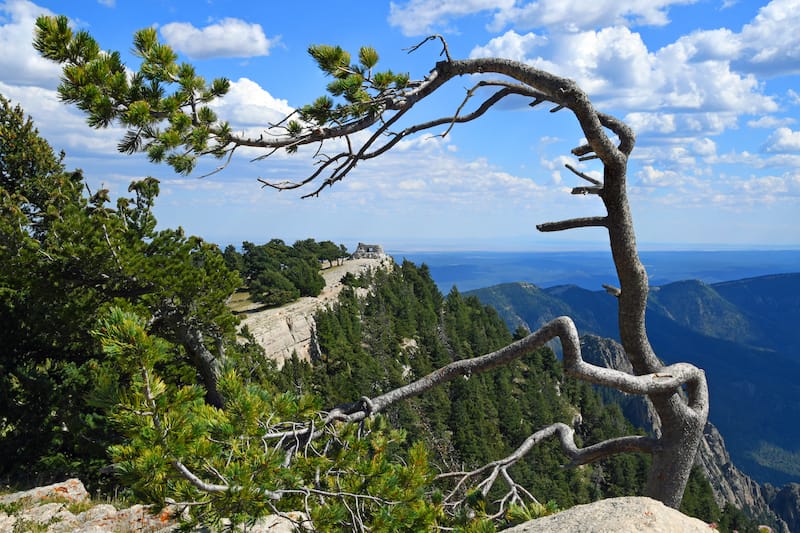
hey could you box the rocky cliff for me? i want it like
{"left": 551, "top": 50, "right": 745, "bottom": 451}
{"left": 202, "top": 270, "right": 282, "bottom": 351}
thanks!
{"left": 237, "top": 257, "right": 389, "bottom": 366}
{"left": 766, "top": 484, "right": 800, "bottom": 533}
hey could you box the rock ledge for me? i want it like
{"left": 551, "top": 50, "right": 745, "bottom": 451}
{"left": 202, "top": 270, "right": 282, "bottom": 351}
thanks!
{"left": 502, "top": 496, "right": 712, "bottom": 533}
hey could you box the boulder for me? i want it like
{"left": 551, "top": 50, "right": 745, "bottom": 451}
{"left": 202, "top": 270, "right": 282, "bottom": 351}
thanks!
{"left": 0, "top": 478, "right": 90, "bottom": 506}
{"left": 502, "top": 497, "right": 711, "bottom": 533}
{"left": 0, "top": 478, "right": 309, "bottom": 532}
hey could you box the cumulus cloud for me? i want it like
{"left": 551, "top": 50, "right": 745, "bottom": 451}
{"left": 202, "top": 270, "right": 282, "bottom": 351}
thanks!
{"left": 734, "top": 0, "right": 800, "bottom": 76}
{"left": 747, "top": 115, "right": 795, "bottom": 128}
{"left": 764, "top": 127, "right": 800, "bottom": 153}
{"left": 637, "top": 165, "right": 681, "bottom": 187}
{"left": 389, "top": 0, "right": 695, "bottom": 35}
{"left": 0, "top": 0, "right": 63, "bottom": 87}
{"left": 487, "top": 0, "right": 696, "bottom": 33}
{"left": 470, "top": 31, "right": 549, "bottom": 63}
{"left": 388, "top": 0, "right": 514, "bottom": 36}
{"left": 691, "top": 137, "right": 717, "bottom": 157}
{"left": 208, "top": 77, "right": 293, "bottom": 128}
{"left": 160, "top": 18, "right": 276, "bottom": 59}
{"left": 337, "top": 147, "right": 548, "bottom": 208}
{"left": 0, "top": 81, "right": 123, "bottom": 155}
{"left": 476, "top": 26, "right": 776, "bottom": 114}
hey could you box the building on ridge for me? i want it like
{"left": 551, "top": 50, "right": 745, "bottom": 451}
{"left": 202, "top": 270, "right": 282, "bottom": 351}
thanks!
{"left": 351, "top": 242, "right": 386, "bottom": 259}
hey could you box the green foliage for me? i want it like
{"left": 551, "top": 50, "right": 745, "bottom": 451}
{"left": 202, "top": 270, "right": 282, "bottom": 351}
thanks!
{"left": 34, "top": 15, "right": 232, "bottom": 176}
{"left": 94, "top": 308, "right": 441, "bottom": 531}
{"left": 301, "top": 43, "right": 409, "bottom": 124}
{"left": 34, "top": 18, "right": 416, "bottom": 175}
{"left": 234, "top": 238, "right": 347, "bottom": 307}
{"left": 715, "top": 502, "right": 763, "bottom": 533}
{"left": 506, "top": 500, "right": 561, "bottom": 524}
{"left": 680, "top": 466, "right": 721, "bottom": 523}
{"left": 0, "top": 95, "right": 242, "bottom": 488}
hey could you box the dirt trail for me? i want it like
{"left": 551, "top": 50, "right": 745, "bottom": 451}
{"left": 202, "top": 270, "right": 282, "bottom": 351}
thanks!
{"left": 238, "top": 257, "right": 389, "bottom": 366}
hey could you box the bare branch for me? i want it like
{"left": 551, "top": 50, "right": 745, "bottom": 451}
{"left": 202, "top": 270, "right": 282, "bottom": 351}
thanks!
{"left": 536, "top": 216, "right": 608, "bottom": 232}
{"left": 405, "top": 34, "right": 452, "bottom": 62}
{"left": 571, "top": 144, "right": 593, "bottom": 157}
{"left": 437, "top": 422, "right": 657, "bottom": 517}
{"left": 598, "top": 112, "right": 636, "bottom": 155}
{"left": 571, "top": 186, "right": 603, "bottom": 195}
{"left": 565, "top": 163, "right": 602, "bottom": 185}
{"left": 345, "top": 316, "right": 703, "bottom": 423}
{"left": 603, "top": 284, "right": 621, "bottom": 297}
{"left": 259, "top": 82, "right": 544, "bottom": 197}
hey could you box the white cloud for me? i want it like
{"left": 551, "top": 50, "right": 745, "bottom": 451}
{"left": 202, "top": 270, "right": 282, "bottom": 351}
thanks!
{"left": 0, "top": 0, "right": 62, "bottom": 87}
{"left": 691, "top": 137, "right": 717, "bottom": 157}
{"left": 747, "top": 115, "right": 795, "bottom": 128}
{"left": 734, "top": 0, "right": 800, "bottom": 76}
{"left": 389, "top": 0, "right": 696, "bottom": 35}
{"left": 160, "top": 18, "right": 276, "bottom": 59}
{"left": 764, "top": 127, "right": 800, "bottom": 153}
{"left": 338, "top": 148, "right": 549, "bottom": 209}
{"left": 488, "top": 0, "right": 697, "bottom": 33}
{"left": 733, "top": 174, "right": 790, "bottom": 195}
{"left": 667, "top": 28, "right": 740, "bottom": 62}
{"left": 388, "top": 0, "right": 514, "bottom": 36}
{"left": 638, "top": 165, "right": 680, "bottom": 187}
{"left": 97, "top": 0, "right": 115, "bottom": 6}
{"left": 625, "top": 112, "right": 677, "bottom": 134}
{"left": 398, "top": 179, "right": 427, "bottom": 190}
{"left": 208, "top": 77, "right": 294, "bottom": 128}
{"left": 0, "top": 81, "right": 123, "bottom": 155}
{"left": 470, "top": 31, "right": 548, "bottom": 63}
{"left": 472, "top": 27, "right": 777, "bottom": 117}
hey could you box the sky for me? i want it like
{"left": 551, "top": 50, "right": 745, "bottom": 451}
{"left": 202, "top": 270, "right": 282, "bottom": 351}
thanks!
{"left": 0, "top": 0, "right": 799, "bottom": 251}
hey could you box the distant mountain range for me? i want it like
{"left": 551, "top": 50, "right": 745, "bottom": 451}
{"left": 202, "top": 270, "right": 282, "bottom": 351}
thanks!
{"left": 467, "top": 273, "right": 800, "bottom": 486}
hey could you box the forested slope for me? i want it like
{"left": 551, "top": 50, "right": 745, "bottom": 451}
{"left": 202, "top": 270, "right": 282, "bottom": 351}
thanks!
{"left": 272, "top": 261, "right": 748, "bottom": 527}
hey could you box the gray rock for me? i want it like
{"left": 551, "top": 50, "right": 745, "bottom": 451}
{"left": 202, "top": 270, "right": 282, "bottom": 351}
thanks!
{"left": 501, "top": 496, "right": 711, "bottom": 532}
{"left": 0, "top": 478, "right": 90, "bottom": 506}
{"left": 0, "top": 478, "right": 309, "bottom": 532}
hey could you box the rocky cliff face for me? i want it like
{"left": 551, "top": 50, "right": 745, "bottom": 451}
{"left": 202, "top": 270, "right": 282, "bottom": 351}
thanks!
{"left": 238, "top": 257, "right": 389, "bottom": 366}
{"left": 580, "top": 334, "right": 790, "bottom": 532}
{"left": 766, "top": 484, "right": 800, "bottom": 533}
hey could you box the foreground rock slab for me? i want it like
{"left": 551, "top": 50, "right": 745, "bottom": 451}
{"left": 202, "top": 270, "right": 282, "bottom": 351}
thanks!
{"left": 502, "top": 496, "right": 711, "bottom": 533}
{"left": 0, "top": 479, "right": 303, "bottom": 533}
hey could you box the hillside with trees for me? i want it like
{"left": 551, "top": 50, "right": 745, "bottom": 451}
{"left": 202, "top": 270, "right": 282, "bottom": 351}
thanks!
{"left": 223, "top": 239, "right": 349, "bottom": 308}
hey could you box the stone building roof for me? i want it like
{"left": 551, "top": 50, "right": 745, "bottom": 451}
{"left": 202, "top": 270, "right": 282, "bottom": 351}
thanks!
{"left": 352, "top": 242, "right": 385, "bottom": 259}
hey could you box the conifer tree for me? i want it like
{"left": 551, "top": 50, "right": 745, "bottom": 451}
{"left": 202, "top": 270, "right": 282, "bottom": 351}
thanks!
{"left": 0, "top": 93, "right": 241, "bottom": 482}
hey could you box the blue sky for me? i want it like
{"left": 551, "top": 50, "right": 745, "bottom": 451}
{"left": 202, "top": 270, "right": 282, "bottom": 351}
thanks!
{"left": 1, "top": 0, "right": 798, "bottom": 251}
